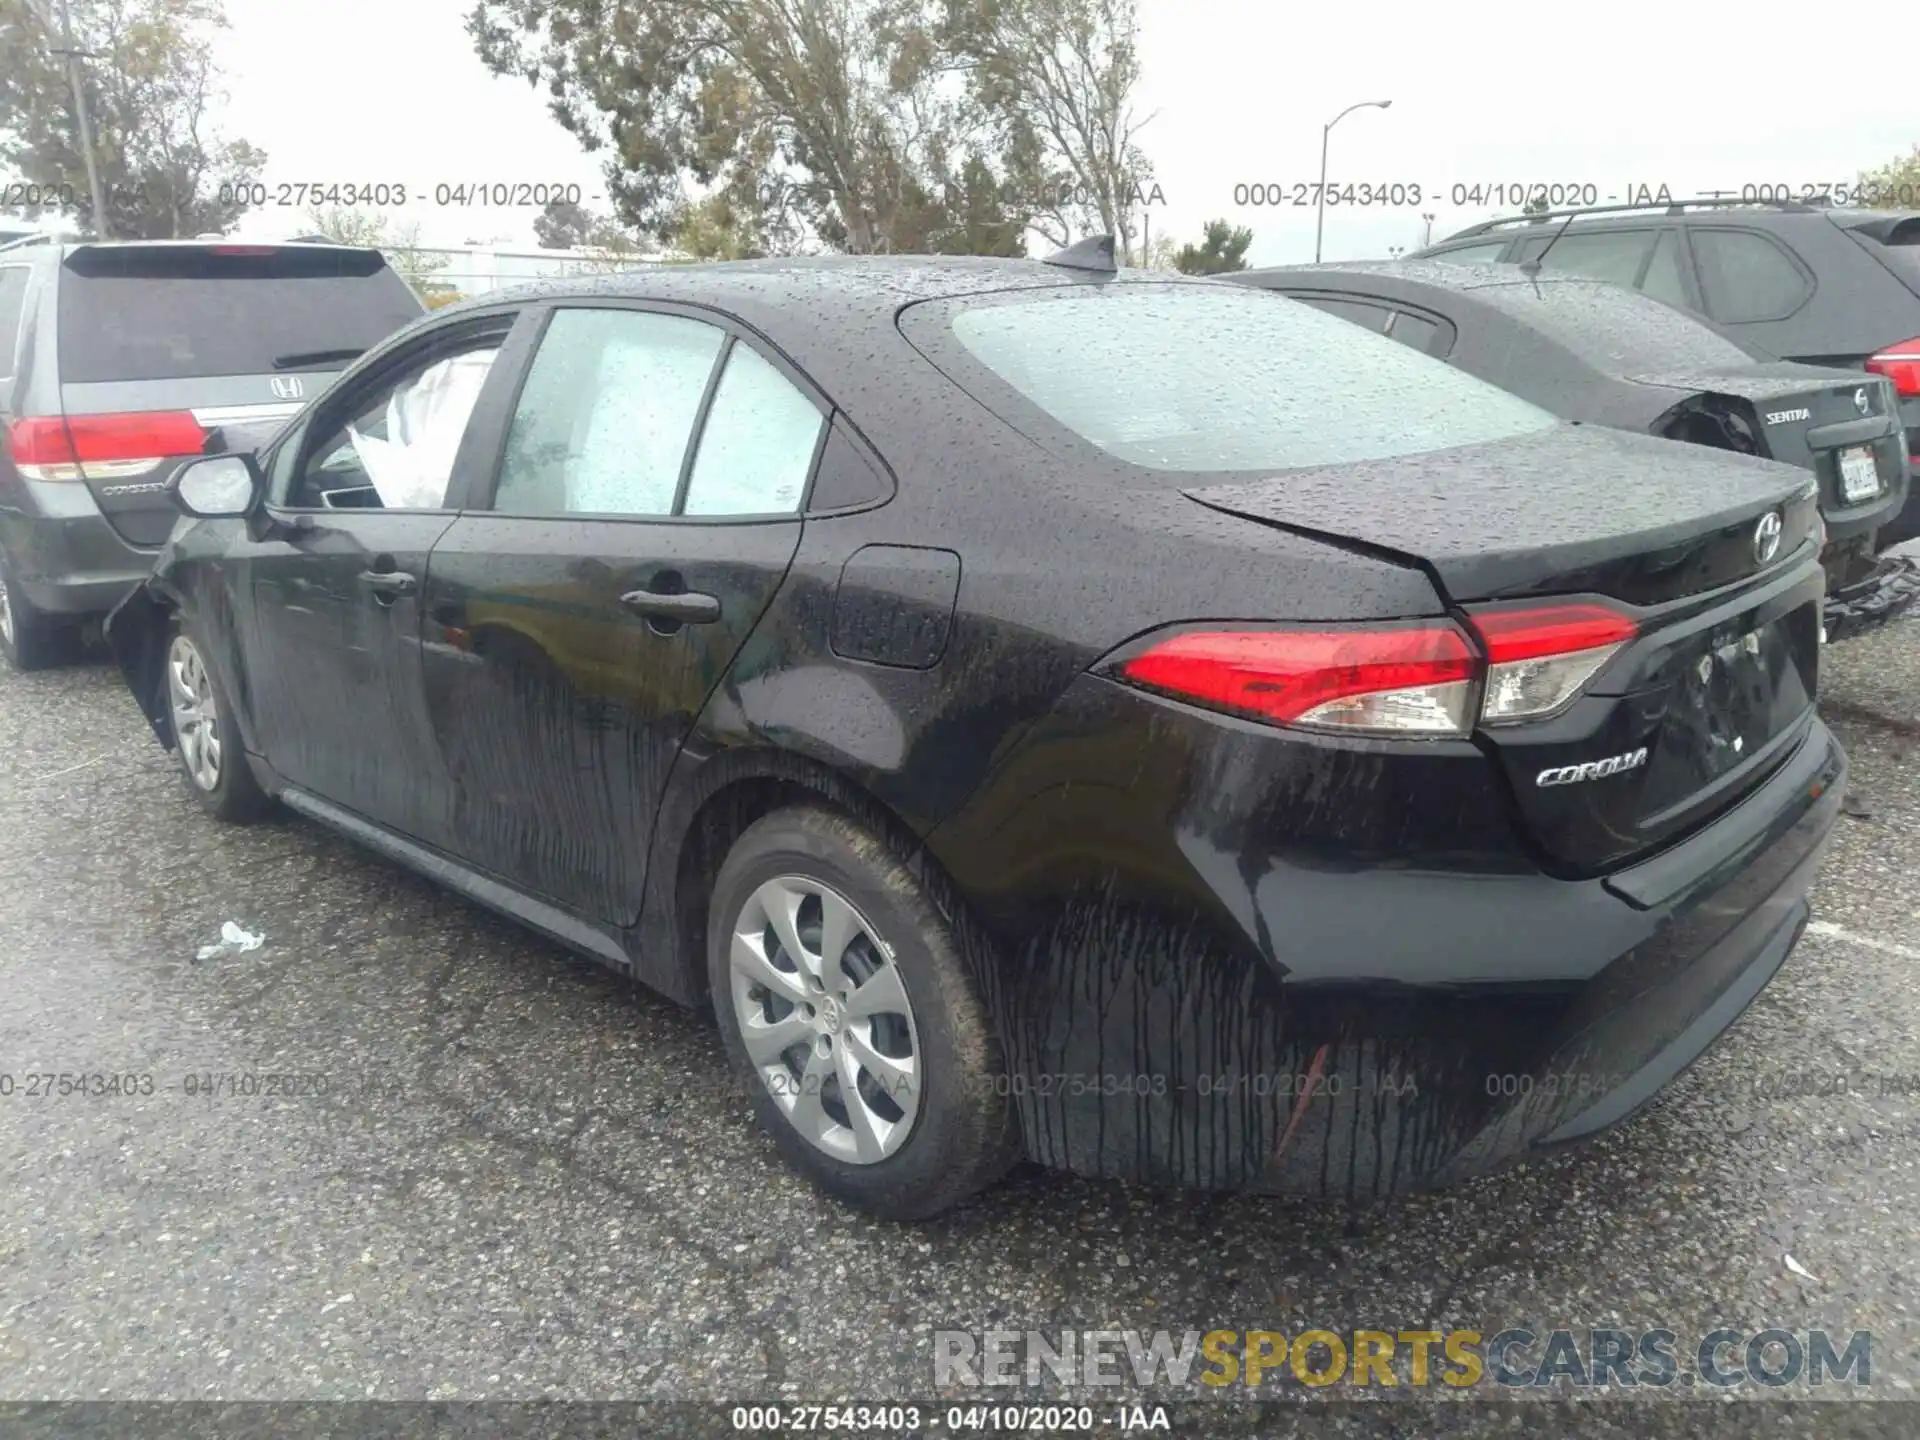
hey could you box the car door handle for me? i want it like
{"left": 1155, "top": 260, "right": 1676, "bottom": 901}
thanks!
{"left": 618, "top": 589, "right": 721, "bottom": 624}
{"left": 358, "top": 569, "right": 418, "bottom": 598}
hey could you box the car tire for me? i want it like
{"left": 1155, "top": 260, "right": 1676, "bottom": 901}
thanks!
{"left": 0, "top": 548, "right": 81, "bottom": 672}
{"left": 708, "top": 805, "right": 1019, "bottom": 1220}
{"left": 164, "top": 620, "right": 272, "bottom": 823}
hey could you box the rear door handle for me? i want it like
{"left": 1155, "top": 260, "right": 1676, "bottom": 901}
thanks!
{"left": 618, "top": 589, "right": 721, "bottom": 624}
{"left": 359, "top": 569, "right": 418, "bottom": 599}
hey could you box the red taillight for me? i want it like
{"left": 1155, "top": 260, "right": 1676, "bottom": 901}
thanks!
{"left": 1866, "top": 338, "right": 1920, "bottom": 398}
{"left": 1110, "top": 601, "right": 1641, "bottom": 737}
{"left": 1468, "top": 602, "right": 1638, "bottom": 725}
{"left": 211, "top": 245, "right": 278, "bottom": 256}
{"left": 8, "top": 411, "right": 206, "bottom": 481}
{"left": 1113, "top": 624, "right": 1479, "bottom": 735}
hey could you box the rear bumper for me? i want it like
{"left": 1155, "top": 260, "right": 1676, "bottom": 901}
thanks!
{"left": 1824, "top": 552, "right": 1920, "bottom": 641}
{"left": 947, "top": 695, "right": 1844, "bottom": 1194}
{"left": 0, "top": 485, "right": 162, "bottom": 615}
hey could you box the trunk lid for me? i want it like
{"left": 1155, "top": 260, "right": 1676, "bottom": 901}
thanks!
{"left": 1185, "top": 423, "right": 1825, "bottom": 873}
{"left": 54, "top": 242, "right": 423, "bottom": 546}
{"left": 1637, "top": 364, "right": 1906, "bottom": 520}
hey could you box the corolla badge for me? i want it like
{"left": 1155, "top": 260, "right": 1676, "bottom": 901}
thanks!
{"left": 1752, "top": 511, "right": 1783, "bottom": 565}
{"left": 1537, "top": 747, "right": 1649, "bottom": 787}
{"left": 269, "top": 375, "right": 304, "bottom": 400}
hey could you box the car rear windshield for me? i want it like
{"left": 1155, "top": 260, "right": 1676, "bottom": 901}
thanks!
{"left": 1473, "top": 280, "right": 1761, "bottom": 374}
{"left": 57, "top": 245, "right": 425, "bottom": 383}
{"left": 938, "top": 283, "right": 1556, "bottom": 472}
{"left": 1845, "top": 216, "right": 1920, "bottom": 295}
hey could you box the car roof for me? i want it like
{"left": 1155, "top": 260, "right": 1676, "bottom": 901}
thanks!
{"left": 1242, "top": 257, "right": 1609, "bottom": 294}
{"left": 438, "top": 254, "right": 1215, "bottom": 325}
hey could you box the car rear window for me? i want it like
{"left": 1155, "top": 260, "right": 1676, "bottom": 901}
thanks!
{"left": 1844, "top": 216, "right": 1920, "bottom": 295}
{"left": 57, "top": 245, "right": 425, "bottom": 383}
{"left": 1472, "top": 280, "right": 1759, "bottom": 373}
{"left": 933, "top": 283, "right": 1556, "bottom": 472}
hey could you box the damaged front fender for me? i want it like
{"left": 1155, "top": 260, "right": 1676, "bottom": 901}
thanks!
{"left": 104, "top": 580, "right": 177, "bottom": 750}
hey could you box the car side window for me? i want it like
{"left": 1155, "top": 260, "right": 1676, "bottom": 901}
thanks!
{"left": 1514, "top": 229, "right": 1653, "bottom": 286}
{"left": 0, "top": 265, "right": 30, "bottom": 379}
{"left": 493, "top": 308, "right": 725, "bottom": 517}
{"left": 285, "top": 336, "right": 501, "bottom": 510}
{"left": 1640, "top": 230, "right": 1690, "bottom": 309}
{"left": 682, "top": 342, "right": 826, "bottom": 516}
{"left": 1291, "top": 295, "right": 1392, "bottom": 332}
{"left": 1426, "top": 242, "right": 1508, "bottom": 266}
{"left": 1385, "top": 311, "right": 1442, "bottom": 352}
{"left": 1690, "top": 228, "right": 1810, "bottom": 324}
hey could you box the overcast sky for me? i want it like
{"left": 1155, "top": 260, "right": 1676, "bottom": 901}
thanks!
{"left": 212, "top": 0, "right": 1917, "bottom": 263}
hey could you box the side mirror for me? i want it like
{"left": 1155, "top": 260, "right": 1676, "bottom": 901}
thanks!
{"left": 170, "top": 453, "right": 260, "bottom": 519}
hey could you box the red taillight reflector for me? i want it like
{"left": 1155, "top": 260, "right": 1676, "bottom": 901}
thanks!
{"left": 8, "top": 411, "right": 205, "bottom": 482}
{"left": 64, "top": 411, "right": 207, "bottom": 461}
{"left": 1469, "top": 603, "right": 1639, "bottom": 664}
{"left": 7, "top": 417, "right": 76, "bottom": 467}
{"left": 1866, "top": 338, "right": 1920, "bottom": 398}
{"left": 1114, "top": 625, "right": 1477, "bottom": 734}
{"left": 211, "top": 245, "right": 279, "bottom": 256}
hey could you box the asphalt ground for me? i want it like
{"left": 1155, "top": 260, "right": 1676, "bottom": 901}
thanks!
{"left": 3, "top": 598, "right": 1919, "bottom": 1438}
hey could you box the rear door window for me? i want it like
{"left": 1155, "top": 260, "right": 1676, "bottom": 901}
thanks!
{"left": 1639, "top": 230, "right": 1691, "bottom": 309}
{"left": 682, "top": 343, "right": 826, "bottom": 516}
{"left": 56, "top": 245, "right": 424, "bottom": 383}
{"left": 1513, "top": 229, "right": 1655, "bottom": 286}
{"left": 1385, "top": 310, "right": 1444, "bottom": 352}
{"left": 494, "top": 307, "right": 727, "bottom": 516}
{"left": 1289, "top": 295, "right": 1392, "bottom": 331}
{"left": 913, "top": 283, "right": 1556, "bottom": 473}
{"left": 1689, "top": 228, "right": 1813, "bottom": 323}
{"left": 1426, "top": 241, "right": 1509, "bottom": 266}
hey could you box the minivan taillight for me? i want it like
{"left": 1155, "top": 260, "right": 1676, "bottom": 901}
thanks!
{"left": 1866, "top": 338, "right": 1920, "bottom": 398}
{"left": 7, "top": 411, "right": 206, "bottom": 482}
{"left": 1109, "top": 601, "right": 1639, "bottom": 738}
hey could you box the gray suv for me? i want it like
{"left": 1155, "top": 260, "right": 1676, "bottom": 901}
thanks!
{"left": 1413, "top": 197, "right": 1920, "bottom": 548}
{"left": 0, "top": 238, "right": 425, "bottom": 669}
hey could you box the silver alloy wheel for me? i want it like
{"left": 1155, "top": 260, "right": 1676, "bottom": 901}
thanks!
{"left": 167, "top": 634, "right": 223, "bottom": 792}
{"left": 728, "top": 875, "right": 922, "bottom": 1164}
{"left": 0, "top": 567, "right": 12, "bottom": 649}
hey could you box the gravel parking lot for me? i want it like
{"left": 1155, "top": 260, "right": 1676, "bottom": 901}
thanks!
{"left": 3, "top": 606, "right": 1919, "bottom": 1432}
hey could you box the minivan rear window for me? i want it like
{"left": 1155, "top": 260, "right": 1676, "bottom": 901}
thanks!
{"left": 932, "top": 283, "right": 1557, "bottom": 472}
{"left": 57, "top": 246, "right": 425, "bottom": 383}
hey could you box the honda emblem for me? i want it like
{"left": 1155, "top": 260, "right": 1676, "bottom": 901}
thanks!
{"left": 270, "top": 376, "right": 304, "bottom": 400}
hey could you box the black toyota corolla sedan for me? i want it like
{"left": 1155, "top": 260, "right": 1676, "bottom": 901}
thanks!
{"left": 106, "top": 246, "right": 1845, "bottom": 1219}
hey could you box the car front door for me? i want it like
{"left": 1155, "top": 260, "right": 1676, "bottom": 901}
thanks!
{"left": 238, "top": 310, "right": 526, "bottom": 843}
{"left": 418, "top": 302, "right": 819, "bottom": 924}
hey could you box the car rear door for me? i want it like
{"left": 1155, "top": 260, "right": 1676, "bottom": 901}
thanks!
{"left": 236, "top": 309, "right": 524, "bottom": 844}
{"left": 51, "top": 243, "right": 424, "bottom": 547}
{"left": 417, "top": 302, "right": 815, "bottom": 925}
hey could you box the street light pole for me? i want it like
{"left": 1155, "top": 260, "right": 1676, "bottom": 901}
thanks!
{"left": 1314, "top": 98, "right": 1391, "bottom": 263}
{"left": 25, "top": 0, "right": 109, "bottom": 237}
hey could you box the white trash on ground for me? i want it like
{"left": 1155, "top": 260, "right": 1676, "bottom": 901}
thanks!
{"left": 195, "top": 921, "right": 265, "bottom": 961}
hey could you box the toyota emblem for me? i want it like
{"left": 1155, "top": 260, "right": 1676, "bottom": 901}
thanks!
{"left": 1853, "top": 386, "right": 1872, "bottom": 417}
{"left": 1752, "top": 510, "right": 1783, "bottom": 565}
{"left": 269, "top": 375, "right": 304, "bottom": 400}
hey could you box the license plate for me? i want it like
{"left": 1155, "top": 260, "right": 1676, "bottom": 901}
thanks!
{"left": 1838, "top": 445, "right": 1881, "bottom": 503}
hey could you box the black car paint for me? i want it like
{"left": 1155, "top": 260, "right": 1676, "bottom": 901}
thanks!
{"left": 107, "top": 258, "right": 1844, "bottom": 1199}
